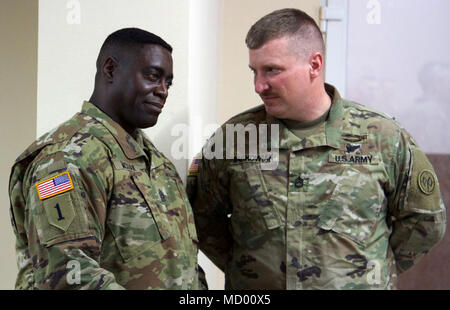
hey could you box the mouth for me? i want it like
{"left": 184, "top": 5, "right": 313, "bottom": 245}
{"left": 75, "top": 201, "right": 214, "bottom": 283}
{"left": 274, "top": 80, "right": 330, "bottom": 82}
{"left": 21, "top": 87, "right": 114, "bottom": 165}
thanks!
{"left": 260, "top": 95, "right": 280, "bottom": 104}
{"left": 144, "top": 101, "right": 164, "bottom": 114}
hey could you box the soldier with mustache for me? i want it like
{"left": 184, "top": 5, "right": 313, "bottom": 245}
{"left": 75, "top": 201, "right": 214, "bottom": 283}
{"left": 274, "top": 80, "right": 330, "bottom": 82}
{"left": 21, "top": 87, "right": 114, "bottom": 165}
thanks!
{"left": 187, "top": 8, "right": 446, "bottom": 290}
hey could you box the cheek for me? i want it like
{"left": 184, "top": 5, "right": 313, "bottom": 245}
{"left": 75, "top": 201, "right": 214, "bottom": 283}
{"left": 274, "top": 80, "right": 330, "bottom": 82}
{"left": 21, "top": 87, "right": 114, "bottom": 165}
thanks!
{"left": 271, "top": 75, "right": 295, "bottom": 98}
{"left": 286, "top": 72, "right": 308, "bottom": 93}
{"left": 270, "top": 75, "right": 288, "bottom": 91}
{"left": 132, "top": 76, "right": 153, "bottom": 97}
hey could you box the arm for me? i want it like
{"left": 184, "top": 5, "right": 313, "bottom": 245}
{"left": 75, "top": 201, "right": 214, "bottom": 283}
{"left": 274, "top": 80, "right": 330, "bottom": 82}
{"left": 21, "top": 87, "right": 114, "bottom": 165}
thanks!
{"left": 10, "top": 134, "right": 124, "bottom": 289}
{"left": 187, "top": 153, "right": 232, "bottom": 272}
{"left": 389, "top": 130, "right": 446, "bottom": 273}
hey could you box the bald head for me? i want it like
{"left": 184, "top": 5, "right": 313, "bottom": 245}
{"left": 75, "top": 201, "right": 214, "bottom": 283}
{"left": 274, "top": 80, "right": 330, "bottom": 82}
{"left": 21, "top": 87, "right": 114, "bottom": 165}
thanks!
{"left": 246, "top": 8, "right": 325, "bottom": 62}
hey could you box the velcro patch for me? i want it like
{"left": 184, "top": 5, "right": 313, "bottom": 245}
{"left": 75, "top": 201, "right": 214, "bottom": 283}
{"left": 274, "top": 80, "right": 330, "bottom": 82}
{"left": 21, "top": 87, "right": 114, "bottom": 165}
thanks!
{"left": 188, "top": 154, "right": 201, "bottom": 175}
{"left": 36, "top": 172, "right": 74, "bottom": 200}
{"left": 329, "top": 153, "right": 379, "bottom": 165}
{"left": 43, "top": 193, "right": 75, "bottom": 232}
{"left": 418, "top": 169, "right": 436, "bottom": 195}
{"left": 405, "top": 146, "right": 442, "bottom": 212}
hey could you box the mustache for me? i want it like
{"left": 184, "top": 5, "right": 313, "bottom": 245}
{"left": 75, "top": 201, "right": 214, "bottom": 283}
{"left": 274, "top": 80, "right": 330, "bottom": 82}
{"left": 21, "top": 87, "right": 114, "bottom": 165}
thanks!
{"left": 260, "top": 91, "right": 278, "bottom": 98}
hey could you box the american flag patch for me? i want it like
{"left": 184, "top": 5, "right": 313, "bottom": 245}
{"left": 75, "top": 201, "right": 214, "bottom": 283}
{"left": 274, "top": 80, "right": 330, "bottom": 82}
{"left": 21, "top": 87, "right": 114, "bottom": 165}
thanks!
{"left": 36, "top": 172, "right": 74, "bottom": 200}
{"left": 188, "top": 158, "right": 200, "bottom": 174}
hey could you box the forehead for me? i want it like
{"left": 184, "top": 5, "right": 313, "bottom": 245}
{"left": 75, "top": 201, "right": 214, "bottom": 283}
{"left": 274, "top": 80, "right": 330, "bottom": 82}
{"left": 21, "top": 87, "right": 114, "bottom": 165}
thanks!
{"left": 134, "top": 44, "right": 173, "bottom": 72}
{"left": 249, "top": 36, "right": 299, "bottom": 67}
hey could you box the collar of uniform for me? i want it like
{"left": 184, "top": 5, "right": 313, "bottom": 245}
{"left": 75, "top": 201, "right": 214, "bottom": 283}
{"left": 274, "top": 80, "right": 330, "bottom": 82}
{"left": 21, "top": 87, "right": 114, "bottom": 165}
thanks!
{"left": 324, "top": 83, "right": 343, "bottom": 150}
{"left": 265, "top": 83, "right": 343, "bottom": 151}
{"left": 81, "top": 101, "right": 146, "bottom": 160}
{"left": 140, "top": 130, "right": 166, "bottom": 169}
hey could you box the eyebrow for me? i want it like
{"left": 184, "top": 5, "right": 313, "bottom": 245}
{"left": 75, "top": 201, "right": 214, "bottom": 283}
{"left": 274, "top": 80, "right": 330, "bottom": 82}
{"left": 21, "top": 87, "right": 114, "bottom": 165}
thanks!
{"left": 248, "top": 64, "right": 282, "bottom": 71}
{"left": 144, "top": 66, "right": 173, "bottom": 79}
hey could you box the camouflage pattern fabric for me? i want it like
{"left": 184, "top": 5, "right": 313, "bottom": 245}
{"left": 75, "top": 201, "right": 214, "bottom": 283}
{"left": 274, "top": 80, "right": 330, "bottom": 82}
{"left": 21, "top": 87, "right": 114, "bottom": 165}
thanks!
{"left": 9, "top": 101, "right": 202, "bottom": 290}
{"left": 187, "top": 84, "right": 446, "bottom": 290}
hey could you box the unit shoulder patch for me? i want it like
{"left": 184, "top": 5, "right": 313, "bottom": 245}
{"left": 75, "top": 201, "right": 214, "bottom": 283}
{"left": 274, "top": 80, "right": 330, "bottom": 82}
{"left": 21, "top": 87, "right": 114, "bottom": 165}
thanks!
{"left": 405, "top": 146, "right": 442, "bottom": 213}
{"left": 43, "top": 192, "right": 76, "bottom": 232}
{"left": 418, "top": 169, "right": 436, "bottom": 195}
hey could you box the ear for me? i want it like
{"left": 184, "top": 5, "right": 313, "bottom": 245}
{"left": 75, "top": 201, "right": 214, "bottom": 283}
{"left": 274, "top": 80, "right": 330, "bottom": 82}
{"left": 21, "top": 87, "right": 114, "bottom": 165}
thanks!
{"left": 309, "top": 52, "right": 324, "bottom": 79}
{"left": 102, "top": 57, "right": 118, "bottom": 82}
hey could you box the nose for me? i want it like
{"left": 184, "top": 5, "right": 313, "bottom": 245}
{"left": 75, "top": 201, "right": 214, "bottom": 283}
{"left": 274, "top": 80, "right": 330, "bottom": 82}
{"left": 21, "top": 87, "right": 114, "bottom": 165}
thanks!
{"left": 154, "top": 81, "right": 169, "bottom": 99}
{"left": 254, "top": 73, "right": 269, "bottom": 94}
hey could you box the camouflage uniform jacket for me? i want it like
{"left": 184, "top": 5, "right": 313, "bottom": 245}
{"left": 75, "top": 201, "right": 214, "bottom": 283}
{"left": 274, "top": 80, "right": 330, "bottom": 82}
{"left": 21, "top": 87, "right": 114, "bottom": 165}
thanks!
{"left": 187, "top": 84, "right": 446, "bottom": 290}
{"left": 9, "top": 101, "right": 201, "bottom": 289}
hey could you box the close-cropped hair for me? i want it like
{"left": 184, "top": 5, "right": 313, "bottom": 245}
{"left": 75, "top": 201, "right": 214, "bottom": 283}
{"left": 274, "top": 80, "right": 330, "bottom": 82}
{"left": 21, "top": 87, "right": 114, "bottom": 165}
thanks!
{"left": 101, "top": 27, "right": 172, "bottom": 54}
{"left": 96, "top": 28, "right": 172, "bottom": 68}
{"left": 246, "top": 8, "right": 324, "bottom": 57}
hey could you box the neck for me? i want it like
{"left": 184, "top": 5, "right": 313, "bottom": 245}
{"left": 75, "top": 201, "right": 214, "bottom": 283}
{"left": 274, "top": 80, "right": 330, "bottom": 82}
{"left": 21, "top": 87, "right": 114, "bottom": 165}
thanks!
{"left": 88, "top": 91, "right": 138, "bottom": 139}
{"left": 291, "top": 83, "right": 331, "bottom": 122}
{"left": 89, "top": 91, "right": 100, "bottom": 107}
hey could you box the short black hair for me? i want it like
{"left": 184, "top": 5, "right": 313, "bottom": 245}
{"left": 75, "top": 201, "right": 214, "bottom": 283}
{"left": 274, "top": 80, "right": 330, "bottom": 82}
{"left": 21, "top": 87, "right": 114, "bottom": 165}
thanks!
{"left": 101, "top": 27, "right": 172, "bottom": 53}
{"left": 96, "top": 28, "right": 172, "bottom": 69}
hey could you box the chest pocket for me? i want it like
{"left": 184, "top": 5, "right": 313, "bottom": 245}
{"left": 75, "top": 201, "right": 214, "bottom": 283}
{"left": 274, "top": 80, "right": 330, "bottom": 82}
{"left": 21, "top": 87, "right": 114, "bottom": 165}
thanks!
{"left": 316, "top": 164, "right": 388, "bottom": 246}
{"left": 148, "top": 162, "right": 198, "bottom": 243}
{"left": 228, "top": 162, "right": 282, "bottom": 248}
{"left": 107, "top": 160, "right": 197, "bottom": 262}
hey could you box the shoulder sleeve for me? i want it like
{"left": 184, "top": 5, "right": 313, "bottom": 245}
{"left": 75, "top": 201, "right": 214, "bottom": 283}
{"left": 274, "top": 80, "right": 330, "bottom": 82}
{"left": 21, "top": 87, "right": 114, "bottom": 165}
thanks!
{"left": 389, "top": 129, "right": 446, "bottom": 273}
{"left": 10, "top": 132, "right": 124, "bottom": 289}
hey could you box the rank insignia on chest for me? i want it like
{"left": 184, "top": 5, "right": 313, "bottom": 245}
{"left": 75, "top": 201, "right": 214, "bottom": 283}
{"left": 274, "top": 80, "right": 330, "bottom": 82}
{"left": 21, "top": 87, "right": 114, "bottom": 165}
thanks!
{"left": 36, "top": 172, "right": 74, "bottom": 200}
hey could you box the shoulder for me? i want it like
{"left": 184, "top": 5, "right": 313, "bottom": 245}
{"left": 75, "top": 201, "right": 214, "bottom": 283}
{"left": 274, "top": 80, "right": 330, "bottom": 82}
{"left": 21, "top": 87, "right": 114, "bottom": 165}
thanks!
{"left": 338, "top": 99, "right": 420, "bottom": 170}
{"left": 341, "top": 99, "right": 403, "bottom": 128}
{"left": 340, "top": 99, "right": 410, "bottom": 141}
{"left": 223, "top": 105, "right": 267, "bottom": 126}
{"left": 12, "top": 113, "right": 113, "bottom": 182}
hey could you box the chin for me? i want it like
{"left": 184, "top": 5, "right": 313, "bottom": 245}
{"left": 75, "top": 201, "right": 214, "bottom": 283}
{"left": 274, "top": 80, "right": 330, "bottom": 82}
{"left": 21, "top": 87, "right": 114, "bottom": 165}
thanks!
{"left": 139, "top": 117, "right": 159, "bottom": 129}
{"left": 264, "top": 105, "right": 285, "bottom": 119}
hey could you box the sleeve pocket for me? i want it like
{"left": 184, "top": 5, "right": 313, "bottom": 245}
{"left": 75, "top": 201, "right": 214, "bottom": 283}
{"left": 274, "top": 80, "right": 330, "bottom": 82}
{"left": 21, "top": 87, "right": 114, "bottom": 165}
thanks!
{"left": 34, "top": 189, "right": 91, "bottom": 247}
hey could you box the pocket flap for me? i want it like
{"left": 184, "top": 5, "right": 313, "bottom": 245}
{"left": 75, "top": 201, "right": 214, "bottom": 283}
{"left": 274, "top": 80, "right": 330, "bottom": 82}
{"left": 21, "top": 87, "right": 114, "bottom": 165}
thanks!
{"left": 132, "top": 175, "right": 172, "bottom": 240}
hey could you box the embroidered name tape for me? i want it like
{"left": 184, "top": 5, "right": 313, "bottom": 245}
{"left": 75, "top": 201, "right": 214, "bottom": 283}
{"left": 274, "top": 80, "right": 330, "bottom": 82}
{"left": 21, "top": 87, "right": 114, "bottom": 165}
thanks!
{"left": 36, "top": 172, "right": 74, "bottom": 200}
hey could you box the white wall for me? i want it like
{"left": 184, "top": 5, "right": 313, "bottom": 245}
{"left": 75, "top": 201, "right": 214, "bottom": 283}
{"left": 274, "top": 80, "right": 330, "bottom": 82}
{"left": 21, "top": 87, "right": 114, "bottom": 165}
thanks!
{"left": 187, "top": 0, "right": 224, "bottom": 289}
{"left": 346, "top": 0, "right": 450, "bottom": 154}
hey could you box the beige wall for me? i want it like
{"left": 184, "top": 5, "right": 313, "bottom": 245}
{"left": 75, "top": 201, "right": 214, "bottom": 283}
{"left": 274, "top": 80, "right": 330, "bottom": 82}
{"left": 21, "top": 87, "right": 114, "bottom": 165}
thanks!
{"left": 218, "top": 0, "right": 321, "bottom": 123}
{"left": 0, "top": 0, "right": 39, "bottom": 289}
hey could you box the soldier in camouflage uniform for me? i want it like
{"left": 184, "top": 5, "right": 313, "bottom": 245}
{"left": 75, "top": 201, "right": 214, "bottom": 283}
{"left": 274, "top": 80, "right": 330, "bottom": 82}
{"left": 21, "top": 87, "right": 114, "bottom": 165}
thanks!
{"left": 187, "top": 9, "right": 446, "bottom": 289}
{"left": 9, "top": 28, "right": 203, "bottom": 289}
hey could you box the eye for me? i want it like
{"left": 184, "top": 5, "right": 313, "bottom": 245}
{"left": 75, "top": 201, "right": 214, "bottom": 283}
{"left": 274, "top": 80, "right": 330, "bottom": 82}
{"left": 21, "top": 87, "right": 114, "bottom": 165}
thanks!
{"left": 165, "top": 80, "right": 173, "bottom": 89}
{"left": 266, "top": 67, "right": 281, "bottom": 75}
{"left": 147, "top": 73, "right": 160, "bottom": 82}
